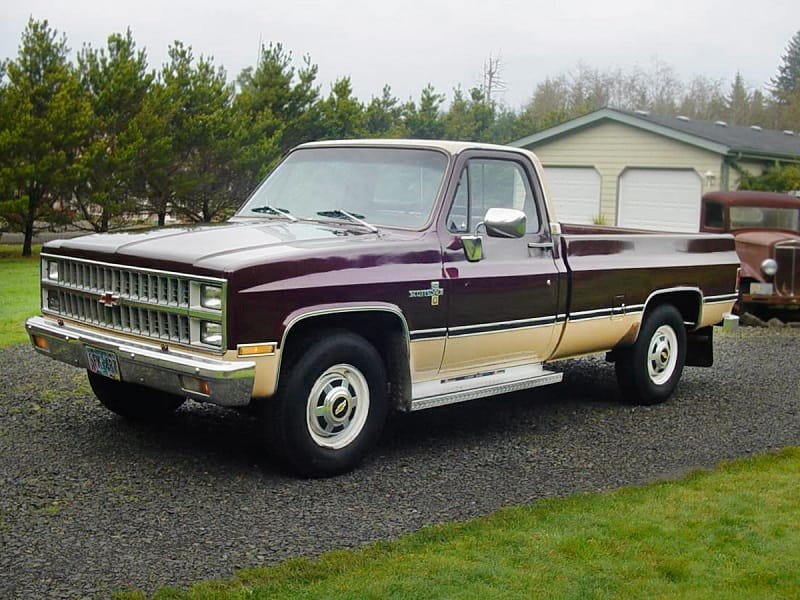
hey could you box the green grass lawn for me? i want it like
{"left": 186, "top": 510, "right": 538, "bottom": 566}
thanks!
{"left": 118, "top": 448, "right": 800, "bottom": 600}
{"left": 0, "top": 244, "right": 41, "bottom": 347}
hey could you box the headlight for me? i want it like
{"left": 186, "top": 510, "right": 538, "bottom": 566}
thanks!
{"left": 47, "top": 290, "right": 60, "bottom": 311}
{"left": 200, "top": 284, "right": 222, "bottom": 310}
{"left": 761, "top": 258, "right": 778, "bottom": 277}
{"left": 46, "top": 260, "right": 59, "bottom": 281}
{"left": 200, "top": 321, "right": 223, "bottom": 346}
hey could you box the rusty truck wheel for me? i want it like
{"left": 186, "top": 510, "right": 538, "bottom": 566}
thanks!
{"left": 615, "top": 304, "right": 686, "bottom": 405}
{"left": 267, "top": 331, "right": 387, "bottom": 477}
{"left": 87, "top": 371, "right": 186, "bottom": 419}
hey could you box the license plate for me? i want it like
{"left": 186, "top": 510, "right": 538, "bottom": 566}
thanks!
{"left": 86, "top": 346, "right": 121, "bottom": 381}
{"left": 750, "top": 282, "right": 774, "bottom": 296}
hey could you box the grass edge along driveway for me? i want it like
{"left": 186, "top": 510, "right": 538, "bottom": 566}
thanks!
{"left": 0, "top": 244, "right": 40, "bottom": 348}
{"left": 121, "top": 448, "right": 800, "bottom": 599}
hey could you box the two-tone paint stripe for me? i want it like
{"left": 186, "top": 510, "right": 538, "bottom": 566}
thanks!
{"left": 704, "top": 293, "right": 739, "bottom": 303}
{"left": 409, "top": 293, "right": 737, "bottom": 340}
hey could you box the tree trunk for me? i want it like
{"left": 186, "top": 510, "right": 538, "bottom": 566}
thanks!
{"left": 22, "top": 194, "right": 37, "bottom": 257}
{"left": 22, "top": 222, "right": 34, "bottom": 257}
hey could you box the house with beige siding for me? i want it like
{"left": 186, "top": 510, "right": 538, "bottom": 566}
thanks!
{"left": 510, "top": 107, "right": 800, "bottom": 232}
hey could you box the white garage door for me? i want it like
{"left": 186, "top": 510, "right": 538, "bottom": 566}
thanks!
{"left": 543, "top": 167, "right": 600, "bottom": 224}
{"left": 618, "top": 169, "right": 701, "bottom": 232}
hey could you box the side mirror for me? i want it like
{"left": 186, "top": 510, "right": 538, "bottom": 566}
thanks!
{"left": 484, "top": 208, "right": 526, "bottom": 238}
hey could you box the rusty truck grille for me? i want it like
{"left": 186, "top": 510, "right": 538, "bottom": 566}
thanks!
{"left": 774, "top": 241, "right": 800, "bottom": 297}
{"left": 40, "top": 254, "right": 226, "bottom": 351}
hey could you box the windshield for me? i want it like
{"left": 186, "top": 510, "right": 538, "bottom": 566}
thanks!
{"left": 730, "top": 205, "right": 800, "bottom": 232}
{"left": 236, "top": 147, "right": 449, "bottom": 229}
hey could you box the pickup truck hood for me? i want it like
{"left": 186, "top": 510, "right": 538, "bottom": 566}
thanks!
{"left": 44, "top": 219, "right": 391, "bottom": 273}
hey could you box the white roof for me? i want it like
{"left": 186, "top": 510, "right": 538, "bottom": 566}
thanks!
{"left": 297, "top": 138, "right": 539, "bottom": 158}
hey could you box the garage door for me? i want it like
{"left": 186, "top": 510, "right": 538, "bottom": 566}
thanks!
{"left": 543, "top": 167, "right": 600, "bottom": 224}
{"left": 618, "top": 169, "right": 701, "bottom": 232}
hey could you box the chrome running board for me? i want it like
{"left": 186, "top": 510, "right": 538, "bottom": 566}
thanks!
{"left": 410, "top": 364, "right": 563, "bottom": 411}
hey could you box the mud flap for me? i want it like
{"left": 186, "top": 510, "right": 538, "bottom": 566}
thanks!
{"left": 686, "top": 326, "right": 713, "bottom": 367}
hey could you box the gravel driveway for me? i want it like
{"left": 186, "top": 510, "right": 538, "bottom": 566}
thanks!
{"left": 2, "top": 327, "right": 799, "bottom": 598}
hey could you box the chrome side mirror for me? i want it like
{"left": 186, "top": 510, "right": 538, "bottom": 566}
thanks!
{"left": 484, "top": 208, "right": 526, "bottom": 238}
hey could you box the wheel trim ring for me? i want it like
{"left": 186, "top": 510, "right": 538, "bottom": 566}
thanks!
{"left": 647, "top": 325, "right": 678, "bottom": 385}
{"left": 306, "top": 363, "right": 370, "bottom": 450}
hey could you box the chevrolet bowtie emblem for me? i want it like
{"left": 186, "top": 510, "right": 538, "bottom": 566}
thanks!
{"left": 98, "top": 291, "right": 120, "bottom": 307}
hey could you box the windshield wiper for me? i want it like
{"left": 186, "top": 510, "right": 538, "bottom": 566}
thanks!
{"left": 316, "top": 209, "right": 378, "bottom": 233}
{"left": 250, "top": 205, "right": 298, "bottom": 222}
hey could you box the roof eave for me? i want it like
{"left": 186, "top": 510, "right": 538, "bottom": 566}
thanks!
{"left": 729, "top": 149, "right": 800, "bottom": 163}
{"left": 510, "top": 108, "right": 730, "bottom": 156}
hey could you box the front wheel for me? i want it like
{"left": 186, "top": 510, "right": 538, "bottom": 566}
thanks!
{"left": 265, "top": 331, "right": 388, "bottom": 477}
{"left": 87, "top": 371, "right": 186, "bottom": 419}
{"left": 615, "top": 304, "right": 687, "bottom": 405}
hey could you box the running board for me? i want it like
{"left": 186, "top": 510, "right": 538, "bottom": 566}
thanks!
{"left": 410, "top": 365, "right": 563, "bottom": 411}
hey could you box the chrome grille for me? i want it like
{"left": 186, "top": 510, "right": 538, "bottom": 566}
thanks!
{"left": 775, "top": 241, "right": 800, "bottom": 297}
{"left": 41, "top": 254, "right": 224, "bottom": 350}
{"left": 52, "top": 290, "right": 192, "bottom": 343}
{"left": 59, "top": 261, "right": 191, "bottom": 306}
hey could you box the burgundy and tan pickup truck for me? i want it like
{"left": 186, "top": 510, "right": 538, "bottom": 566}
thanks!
{"left": 27, "top": 140, "right": 739, "bottom": 476}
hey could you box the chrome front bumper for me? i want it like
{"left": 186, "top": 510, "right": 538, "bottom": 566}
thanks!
{"left": 25, "top": 316, "right": 256, "bottom": 407}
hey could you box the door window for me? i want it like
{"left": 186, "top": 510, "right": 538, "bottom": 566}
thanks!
{"left": 447, "top": 159, "right": 540, "bottom": 233}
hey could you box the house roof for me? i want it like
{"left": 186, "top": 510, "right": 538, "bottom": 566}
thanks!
{"left": 510, "top": 107, "right": 800, "bottom": 162}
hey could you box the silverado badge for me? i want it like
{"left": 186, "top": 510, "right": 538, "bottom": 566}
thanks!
{"left": 409, "top": 281, "right": 444, "bottom": 306}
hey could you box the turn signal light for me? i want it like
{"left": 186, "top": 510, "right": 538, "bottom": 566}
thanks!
{"left": 237, "top": 344, "right": 275, "bottom": 357}
{"left": 32, "top": 335, "right": 49, "bottom": 351}
{"left": 181, "top": 376, "right": 211, "bottom": 396}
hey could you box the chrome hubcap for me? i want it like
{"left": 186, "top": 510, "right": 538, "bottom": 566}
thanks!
{"left": 306, "top": 364, "right": 369, "bottom": 449}
{"left": 647, "top": 325, "right": 678, "bottom": 385}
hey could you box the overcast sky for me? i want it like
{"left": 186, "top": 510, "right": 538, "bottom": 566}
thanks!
{"left": 1, "top": 0, "right": 797, "bottom": 109}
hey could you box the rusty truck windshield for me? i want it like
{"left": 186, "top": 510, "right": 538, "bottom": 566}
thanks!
{"left": 730, "top": 206, "right": 800, "bottom": 232}
{"left": 237, "top": 147, "right": 448, "bottom": 229}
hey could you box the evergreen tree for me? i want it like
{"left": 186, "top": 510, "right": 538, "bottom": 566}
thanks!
{"left": 76, "top": 30, "right": 153, "bottom": 231}
{"left": 404, "top": 84, "right": 445, "bottom": 139}
{"left": 770, "top": 30, "right": 800, "bottom": 130}
{"left": 442, "top": 86, "right": 496, "bottom": 142}
{"left": 234, "top": 43, "right": 321, "bottom": 184}
{"left": 319, "top": 77, "right": 364, "bottom": 139}
{"left": 364, "top": 85, "right": 406, "bottom": 137}
{"left": 771, "top": 30, "right": 800, "bottom": 99}
{"left": 155, "top": 42, "right": 240, "bottom": 223}
{"left": 725, "top": 72, "right": 751, "bottom": 125}
{"left": 0, "top": 19, "right": 91, "bottom": 256}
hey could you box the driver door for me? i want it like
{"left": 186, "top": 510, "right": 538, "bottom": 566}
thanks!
{"left": 438, "top": 153, "right": 562, "bottom": 375}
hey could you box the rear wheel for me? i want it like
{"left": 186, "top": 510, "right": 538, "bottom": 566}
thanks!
{"left": 266, "top": 331, "right": 387, "bottom": 477}
{"left": 615, "top": 304, "right": 686, "bottom": 405}
{"left": 87, "top": 371, "right": 186, "bottom": 419}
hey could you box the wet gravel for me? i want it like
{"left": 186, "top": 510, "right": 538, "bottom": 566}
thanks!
{"left": 1, "top": 327, "right": 799, "bottom": 598}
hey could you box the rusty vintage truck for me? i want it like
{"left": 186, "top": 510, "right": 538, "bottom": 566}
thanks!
{"left": 27, "top": 140, "right": 739, "bottom": 476}
{"left": 701, "top": 190, "right": 800, "bottom": 317}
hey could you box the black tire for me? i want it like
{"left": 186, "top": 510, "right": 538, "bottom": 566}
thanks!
{"left": 266, "top": 331, "right": 388, "bottom": 477}
{"left": 615, "top": 304, "right": 687, "bottom": 405}
{"left": 87, "top": 371, "right": 186, "bottom": 420}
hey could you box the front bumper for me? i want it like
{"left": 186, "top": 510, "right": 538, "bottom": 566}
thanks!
{"left": 26, "top": 316, "right": 256, "bottom": 407}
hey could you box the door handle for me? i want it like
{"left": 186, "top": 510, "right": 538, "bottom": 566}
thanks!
{"left": 527, "top": 242, "right": 554, "bottom": 252}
